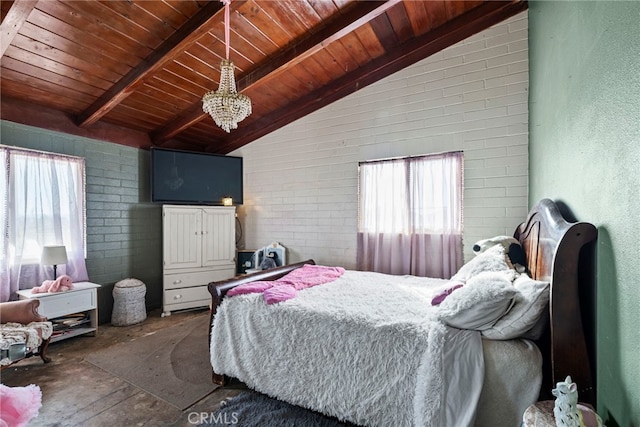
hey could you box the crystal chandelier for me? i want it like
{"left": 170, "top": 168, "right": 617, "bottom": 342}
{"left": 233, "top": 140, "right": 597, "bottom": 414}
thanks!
{"left": 202, "top": 0, "right": 251, "bottom": 132}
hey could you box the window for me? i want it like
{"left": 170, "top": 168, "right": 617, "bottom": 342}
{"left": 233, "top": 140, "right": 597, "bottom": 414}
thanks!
{"left": 1, "top": 145, "right": 89, "bottom": 301}
{"left": 357, "top": 151, "right": 463, "bottom": 278}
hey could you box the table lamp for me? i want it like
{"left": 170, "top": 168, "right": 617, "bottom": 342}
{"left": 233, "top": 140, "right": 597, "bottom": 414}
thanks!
{"left": 41, "top": 245, "right": 68, "bottom": 279}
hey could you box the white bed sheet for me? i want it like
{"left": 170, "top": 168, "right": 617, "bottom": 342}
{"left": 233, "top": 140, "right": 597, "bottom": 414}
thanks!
{"left": 210, "top": 270, "right": 541, "bottom": 426}
{"left": 477, "top": 338, "right": 542, "bottom": 427}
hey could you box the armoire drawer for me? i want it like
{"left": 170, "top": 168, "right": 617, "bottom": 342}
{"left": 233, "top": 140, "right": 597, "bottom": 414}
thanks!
{"left": 163, "top": 269, "right": 234, "bottom": 290}
{"left": 164, "top": 286, "right": 210, "bottom": 305}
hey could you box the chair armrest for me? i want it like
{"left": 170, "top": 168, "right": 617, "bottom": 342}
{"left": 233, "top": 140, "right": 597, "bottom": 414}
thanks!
{"left": 0, "top": 300, "right": 47, "bottom": 324}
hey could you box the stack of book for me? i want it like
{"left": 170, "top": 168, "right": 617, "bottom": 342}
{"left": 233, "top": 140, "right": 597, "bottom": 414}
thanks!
{"left": 51, "top": 313, "right": 90, "bottom": 337}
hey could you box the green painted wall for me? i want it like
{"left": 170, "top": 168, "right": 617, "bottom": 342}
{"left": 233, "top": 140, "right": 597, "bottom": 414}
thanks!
{"left": 1, "top": 121, "right": 163, "bottom": 322}
{"left": 528, "top": 2, "right": 640, "bottom": 425}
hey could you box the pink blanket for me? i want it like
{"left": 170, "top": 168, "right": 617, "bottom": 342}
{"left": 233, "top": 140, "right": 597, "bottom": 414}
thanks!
{"left": 0, "top": 384, "right": 42, "bottom": 427}
{"left": 227, "top": 264, "right": 345, "bottom": 304}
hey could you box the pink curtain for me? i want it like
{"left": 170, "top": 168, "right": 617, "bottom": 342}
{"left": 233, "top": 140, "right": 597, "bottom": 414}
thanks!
{"left": 356, "top": 233, "right": 462, "bottom": 278}
{"left": 356, "top": 152, "right": 463, "bottom": 279}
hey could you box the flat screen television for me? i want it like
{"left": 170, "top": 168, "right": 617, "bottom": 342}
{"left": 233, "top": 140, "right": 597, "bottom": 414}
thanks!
{"left": 150, "top": 147, "right": 243, "bottom": 205}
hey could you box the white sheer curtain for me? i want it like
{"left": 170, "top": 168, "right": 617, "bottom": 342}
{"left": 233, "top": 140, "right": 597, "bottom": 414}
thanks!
{"left": 357, "top": 151, "right": 463, "bottom": 278}
{"left": 1, "top": 146, "right": 89, "bottom": 301}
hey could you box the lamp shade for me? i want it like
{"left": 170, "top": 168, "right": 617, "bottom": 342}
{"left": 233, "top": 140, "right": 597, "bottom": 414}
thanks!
{"left": 41, "top": 246, "right": 68, "bottom": 266}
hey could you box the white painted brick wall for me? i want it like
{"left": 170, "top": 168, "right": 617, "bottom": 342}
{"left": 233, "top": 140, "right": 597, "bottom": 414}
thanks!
{"left": 232, "top": 12, "right": 529, "bottom": 269}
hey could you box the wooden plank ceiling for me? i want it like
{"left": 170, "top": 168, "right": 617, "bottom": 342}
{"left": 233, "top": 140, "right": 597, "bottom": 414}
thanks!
{"left": 0, "top": 0, "right": 527, "bottom": 154}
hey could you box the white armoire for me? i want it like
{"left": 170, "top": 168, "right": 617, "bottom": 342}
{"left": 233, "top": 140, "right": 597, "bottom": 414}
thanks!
{"left": 162, "top": 205, "right": 236, "bottom": 316}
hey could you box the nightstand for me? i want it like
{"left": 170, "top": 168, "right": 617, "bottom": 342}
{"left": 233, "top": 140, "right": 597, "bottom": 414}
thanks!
{"left": 17, "top": 282, "right": 100, "bottom": 343}
{"left": 522, "top": 400, "right": 555, "bottom": 426}
{"left": 524, "top": 400, "right": 603, "bottom": 427}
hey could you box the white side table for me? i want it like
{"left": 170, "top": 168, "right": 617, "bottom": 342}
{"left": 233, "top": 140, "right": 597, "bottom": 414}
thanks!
{"left": 17, "top": 282, "right": 101, "bottom": 343}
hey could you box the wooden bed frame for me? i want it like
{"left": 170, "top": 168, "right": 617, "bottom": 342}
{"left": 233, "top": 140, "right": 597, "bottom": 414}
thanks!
{"left": 208, "top": 198, "right": 598, "bottom": 406}
{"left": 514, "top": 198, "right": 597, "bottom": 405}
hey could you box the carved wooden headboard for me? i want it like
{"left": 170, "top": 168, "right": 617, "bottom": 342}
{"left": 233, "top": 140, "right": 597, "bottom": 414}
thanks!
{"left": 515, "top": 198, "right": 598, "bottom": 405}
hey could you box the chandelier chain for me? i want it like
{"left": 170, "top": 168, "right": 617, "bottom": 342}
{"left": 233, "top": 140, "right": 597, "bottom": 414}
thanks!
{"left": 202, "top": 0, "right": 251, "bottom": 133}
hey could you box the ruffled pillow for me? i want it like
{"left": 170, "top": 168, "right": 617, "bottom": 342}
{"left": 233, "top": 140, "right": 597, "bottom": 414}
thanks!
{"left": 481, "top": 274, "right": 550, "bottom": 340}
{"left": 437, "top": 271, "right": 517, "bottom": 330}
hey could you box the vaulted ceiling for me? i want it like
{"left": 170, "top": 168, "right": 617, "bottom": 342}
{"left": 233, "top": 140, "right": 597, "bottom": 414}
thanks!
{"left": 1, "top": 0, "right": 527, "bottom": 154}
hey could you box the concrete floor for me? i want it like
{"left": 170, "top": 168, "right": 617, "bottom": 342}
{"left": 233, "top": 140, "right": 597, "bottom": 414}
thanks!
{"left": 1, "top": 308, "right": 243, "bottom": 427}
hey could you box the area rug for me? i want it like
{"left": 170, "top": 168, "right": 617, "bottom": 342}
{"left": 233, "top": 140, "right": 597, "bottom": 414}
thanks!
{"left": 84, "top": 313, "right": 218, "bottom": 410}
{"left": 201, "top": 391, "right": 355, "bottom": 427}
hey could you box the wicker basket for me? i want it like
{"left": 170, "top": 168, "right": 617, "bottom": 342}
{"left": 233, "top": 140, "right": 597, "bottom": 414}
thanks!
{"left": 111, "top": 278, "right": 147, "bottom": 326}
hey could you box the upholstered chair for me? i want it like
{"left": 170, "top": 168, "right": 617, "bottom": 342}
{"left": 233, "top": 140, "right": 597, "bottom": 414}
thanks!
{"left": 0, "top": 300, "right": 53, "bottom": 368}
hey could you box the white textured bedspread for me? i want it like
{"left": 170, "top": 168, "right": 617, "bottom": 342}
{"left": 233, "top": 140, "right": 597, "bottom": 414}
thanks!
{"left": 210, "top": 271, "right": 485, "bottom": 426}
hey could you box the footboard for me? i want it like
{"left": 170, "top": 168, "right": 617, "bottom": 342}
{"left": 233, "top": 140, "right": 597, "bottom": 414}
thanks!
{"left": 207, "top": 259, "right": 316, "bottom": 384}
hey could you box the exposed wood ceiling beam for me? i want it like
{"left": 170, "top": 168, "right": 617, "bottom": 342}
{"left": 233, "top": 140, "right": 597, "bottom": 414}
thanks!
{"left": 368, "top": 13, "right": 399, "bottom": 53}
{"left": 151, "top": 0, "right": 401, "bottom": 144}
{"left": 75, "top": 0, "right": 225, "bottom": 128}
{"left": 211, "top": 0, "right": 528, "bottom": 154}
{"left": 0, "top": 0, "right": 39, "bottom": 58}
{"left": 1, "top": 96, "right": 152, "bottom": 149}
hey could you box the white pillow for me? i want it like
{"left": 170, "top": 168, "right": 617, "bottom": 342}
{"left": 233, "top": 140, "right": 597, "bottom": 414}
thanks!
{"left": 482, "top": 274, "right": 550, "bottom": 340}
{"left": 437, "top": 271, "right": 517, "bottom": 331}
{"left": 451, "top": 245, "right": 515, "bottom": 283}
